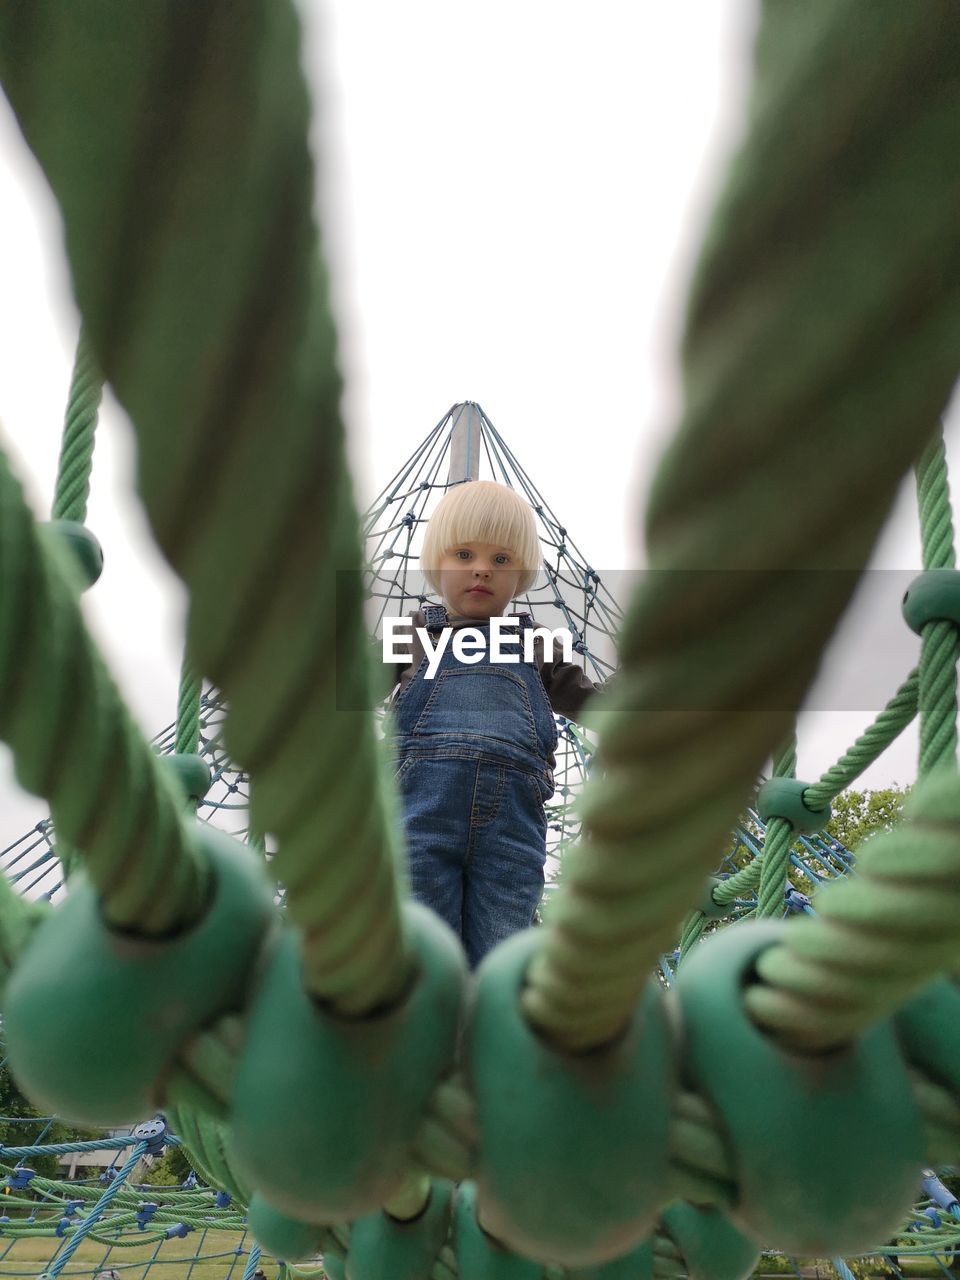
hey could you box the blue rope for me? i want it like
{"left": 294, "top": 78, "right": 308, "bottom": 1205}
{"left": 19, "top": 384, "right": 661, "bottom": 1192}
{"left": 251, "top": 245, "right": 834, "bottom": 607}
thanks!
{"left": 240, "top": 1243, "right": 262, "bottom": 1280}
{"left": 42, "top": 1141, "right": 147, "bottom": 1280}
{"left": 1, "top": 1138, "right": 136, "bottom": 1159}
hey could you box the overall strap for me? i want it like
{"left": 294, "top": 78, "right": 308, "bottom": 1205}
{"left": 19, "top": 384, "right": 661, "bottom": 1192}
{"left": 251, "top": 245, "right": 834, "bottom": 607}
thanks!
{"left": 422, "top": 603, "right": 449, "bottom": 633}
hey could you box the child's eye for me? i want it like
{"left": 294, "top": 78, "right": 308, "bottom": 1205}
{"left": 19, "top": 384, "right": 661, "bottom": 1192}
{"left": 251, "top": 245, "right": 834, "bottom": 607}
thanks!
{"left": 455, "top": 550, "right": 472, "bottom": 560}
{"left": 495, "top": 554, "right": 510, "bottom": 565}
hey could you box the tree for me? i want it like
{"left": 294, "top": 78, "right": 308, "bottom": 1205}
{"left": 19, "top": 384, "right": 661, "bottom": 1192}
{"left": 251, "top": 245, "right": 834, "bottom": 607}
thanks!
{"left": 825, "top": 785, "right": 909, "bottom": 852}
{"left": 144, "top": 1144, "right": 196, "bottom": 1187}
{"left": 0, "top": 1063, "right": 96, "bottom": 1180}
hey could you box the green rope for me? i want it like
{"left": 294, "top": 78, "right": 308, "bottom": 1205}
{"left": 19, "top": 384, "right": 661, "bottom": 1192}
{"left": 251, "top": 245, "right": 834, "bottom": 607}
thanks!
{"left": 0, "top": 452, "right": 208, "bottom": 935}
{"left": 0, "top": 0, "right": 411, "bottom": 1019}
{"left": 163, "top": 1104, "right": 251, "bottom": 1206}
{"left": 748, "top": 767, "right": 960, "bottom": 1051}
{"left": 677, "top": 670, "right": 922, "bottom": 956}
{"left": 678, "top": 664, "right": 919, "bottom": 958}
{"left": 915, "top": 432, "right": 960, "bottom": 775}
{"left": 175, "top": 659, "right": 202, "bottom": 756}
{"left": 51, "top": 328, "right": 102, "bottom": 524}
{"left": 756, "top": 734, "right": 797, "bottom": 918}
{"left": 50, "top": 328, "right": 104, "bottom": 880}
{"left": 804, "top": 669, "right": 919, "bottom": 808}
{"left": 520, "top": 0, "right": 960, "bottom": 1049}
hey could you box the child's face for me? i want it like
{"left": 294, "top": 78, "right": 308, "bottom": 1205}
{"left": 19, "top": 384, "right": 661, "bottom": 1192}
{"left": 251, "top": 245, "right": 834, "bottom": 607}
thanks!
{"left": 436, "top": 542, "right": 522, "bottom": 619}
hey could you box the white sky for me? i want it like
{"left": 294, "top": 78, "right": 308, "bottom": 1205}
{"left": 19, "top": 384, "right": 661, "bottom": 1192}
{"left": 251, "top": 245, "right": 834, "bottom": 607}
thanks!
{"left": 0, "top": 1, "right": 953, "bottom": 849}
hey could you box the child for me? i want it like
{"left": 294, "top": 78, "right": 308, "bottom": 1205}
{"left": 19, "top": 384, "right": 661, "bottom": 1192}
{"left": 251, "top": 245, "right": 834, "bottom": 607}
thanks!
{"left": 385, "top": 480, "right": 602, "bottom": 968}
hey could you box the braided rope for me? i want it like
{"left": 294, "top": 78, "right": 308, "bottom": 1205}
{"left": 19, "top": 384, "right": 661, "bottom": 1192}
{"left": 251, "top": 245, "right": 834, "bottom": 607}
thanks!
{"left": 43, "top": 1140, "right": 147, "bottom": 1279}
{"left": 748, "top": 768, "right": 960, "bottom": 1051}
{"left": 804, "top": 669, "right": 919, "bottom": 809}
{"left": 0, "top": 0, "right": 411, "bottom": 1019}
{"left": 51, "top": 329, "right": 102, "bottom": 525}
{"left": 0, "top": 454, "right": 207, "bottom": 934}
{"left": 521, "top": 0, "right": 960, "bottom": 1049}
{"left": 915, "top": 434, "right": 960, "bottom": 774}
{"left": 756, "top": 735, "right": 797, "bottom": 919}
{"left": 175, "top": 660, "right": 202, "bottom": 757}
{"left": 678, "top": 666, "right": 920, "bottom": 963}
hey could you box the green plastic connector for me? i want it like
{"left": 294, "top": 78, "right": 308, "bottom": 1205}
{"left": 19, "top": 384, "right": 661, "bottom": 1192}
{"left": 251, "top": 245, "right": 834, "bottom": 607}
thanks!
{"left": 696, "top": 877, "right": 728, "bottom": 919}
{"left": 230, "top": 902, "right": 466, "bottom": 1223}
{"left": 247, "top": 1194, "right": 324, "bottom": 1262}
{"left": 347, "top": 1180, "right": 453, "bottom": 1280}
{"left": 454, "top": 1182, "right": 542, "bottom": 1280}
{"left": 895, "top": 977, "right": 960, "bottom": 1097}
{"left": 468, "top": 930, "right": 675, "bottom": 1267}
{"left": 164, "top": 754, "right": 213, "bottom": 803}
{"left": 564, "top": 1241, "right": 654, "bottom": 1280}
{"left": 660, "top": 1203, "right": 759, "bottom": 1280}
{"left": 41, "top": 520, "right": 104, "bottom": 590}
{"left": 674, "top": 921, "right": 924, "bottom": 1254}
{"left": 756, "top": 778, "right": 830, "bottom": 834}
{"left": 3, "top": 824, "right": 274, "bottom": 1125}
{"left": 902, "top": 569, "right": 960, "bottom": 635}
{"left": 322, "top": 1247, "right": 347, "bottom": 1280}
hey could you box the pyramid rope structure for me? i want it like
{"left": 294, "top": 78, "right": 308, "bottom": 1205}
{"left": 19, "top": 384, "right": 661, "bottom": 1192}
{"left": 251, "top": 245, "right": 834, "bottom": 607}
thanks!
{"left": 363, "top": 399, "right": 622, "bottom": 897}
{"left": 0, "top": 4, "right": 959, "bottom": 1280}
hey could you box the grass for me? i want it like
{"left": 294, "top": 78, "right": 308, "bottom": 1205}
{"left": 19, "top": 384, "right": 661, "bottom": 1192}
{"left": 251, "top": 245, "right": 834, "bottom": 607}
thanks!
{"left": 0, "top": 1229, "right": 291, "bottom": 1280}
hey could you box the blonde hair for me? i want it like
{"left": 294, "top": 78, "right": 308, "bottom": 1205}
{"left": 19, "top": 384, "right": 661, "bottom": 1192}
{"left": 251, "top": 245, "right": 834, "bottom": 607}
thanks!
{"left": 420, "top": 481, "right": 541, "bottom": 596}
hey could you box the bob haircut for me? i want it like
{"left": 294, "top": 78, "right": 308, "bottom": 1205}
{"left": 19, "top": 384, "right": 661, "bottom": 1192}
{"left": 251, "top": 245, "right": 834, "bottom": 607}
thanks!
{"left": 420, "top": 480, "right": 542, "bottom": 596}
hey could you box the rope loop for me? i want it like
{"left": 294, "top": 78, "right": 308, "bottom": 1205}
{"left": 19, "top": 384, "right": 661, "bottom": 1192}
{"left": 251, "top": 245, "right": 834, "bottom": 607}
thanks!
{"left": 3, "top": 824, "right": 274, "bottom": 1124}
{"left": 658, "top": 1203, "right": 759, "bottom": 1280}
{"left": 244, "top": 1195, "right": 325, "bottom": 1262}
{"left": 347, "top": 1180, "right": 453, "bottom": 1280}
{"left": 468, "top": 929, "right": 675, "bottom": 1267}
{"left": 674, "top": 920, "right": 924, "bottom": 1255}
{"left": 229, "top": 903, "right": 465, "bottom": 1223}
{"left": 454, "top": 1182, "right": 542, "bottom": 1280}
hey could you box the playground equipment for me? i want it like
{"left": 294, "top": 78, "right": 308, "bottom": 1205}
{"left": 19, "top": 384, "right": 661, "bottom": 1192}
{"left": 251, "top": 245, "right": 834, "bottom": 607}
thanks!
{"left": 1, "top": 3, "right": 960, "bottom": 1279}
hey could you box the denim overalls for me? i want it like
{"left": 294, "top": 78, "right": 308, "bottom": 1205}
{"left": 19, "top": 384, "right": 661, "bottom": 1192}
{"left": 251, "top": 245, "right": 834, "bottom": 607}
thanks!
{"left": 390, "top": 605, "right": 558, "bottom": 968}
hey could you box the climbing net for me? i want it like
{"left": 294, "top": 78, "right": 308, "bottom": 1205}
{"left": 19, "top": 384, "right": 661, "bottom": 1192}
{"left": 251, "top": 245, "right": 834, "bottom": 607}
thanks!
{"left": 363, "top": 399, "right": 622, "bottom": 899}
{"left": 1, "top": 4, "right": 960, "bottom": 1280}
{"left": 0, "top": 1105, "right": 275, "bottom": 1280}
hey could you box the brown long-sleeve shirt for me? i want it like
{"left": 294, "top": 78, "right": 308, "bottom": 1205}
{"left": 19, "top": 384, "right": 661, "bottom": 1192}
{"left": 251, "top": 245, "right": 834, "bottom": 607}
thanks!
{"left": 382, "top": 609, "right": 602, "bottom": 724}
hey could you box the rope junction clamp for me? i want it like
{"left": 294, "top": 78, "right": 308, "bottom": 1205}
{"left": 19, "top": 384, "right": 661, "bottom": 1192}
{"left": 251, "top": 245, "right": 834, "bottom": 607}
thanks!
{"left": 563, "top": 1237, "right": 655, "bottom": 1280}
{"left": 695, "top": 877, "right": 730, "bottom": 920}
{"left": 454, "top": 1182, "right": 542, "bottom": 1280}
{"left": 468, "top": 929, "right": 675, "bottom": 1267}
{"left": 674, "top": 921, "right": 925, "bottom": 1255}
{"left": 2, "top": 824, "right": 275, "bottom": 1124}
{"left": 895, "top": 976, "right": 960, "bottom": 1100}
{"left": 229, "top": 902, "right": 466, "bottom": 1223}
{"left": 902, "top": 569, "right": 960, "bottom": 634}
{"left": 245, "top": 1194, "right": 325, "bottom": 1262}
{"left": 39, "top": 520, "right": 103, "bottom": 591}
{"left": 755, "top": 779, "right": 831, "bottom": 835}
{"left": 659, "top": 1203, "right": 760, "bottom": 1280}
{"left": 163, "top": 754, "right": 214, "bottom": 805}
{"left": 347, "top": 1179, "right": 453, "bottom": 1280}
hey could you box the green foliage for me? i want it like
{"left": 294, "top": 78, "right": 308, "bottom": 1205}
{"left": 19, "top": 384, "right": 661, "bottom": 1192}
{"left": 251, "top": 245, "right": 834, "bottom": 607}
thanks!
{"left": 142, "top": 1150, "right": 183, "bottom": 1187}
{"left": 0, "top": 1063, "right": 98, "bottom": 1179}
{"left": 145, "top": 1144, "right": 196, "bottom": 1188}
{"left": 825, "top": 786, "right": 909, "bottom": 852}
